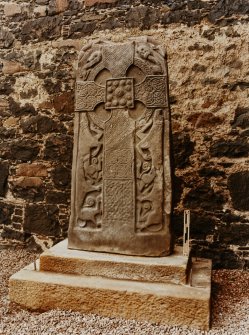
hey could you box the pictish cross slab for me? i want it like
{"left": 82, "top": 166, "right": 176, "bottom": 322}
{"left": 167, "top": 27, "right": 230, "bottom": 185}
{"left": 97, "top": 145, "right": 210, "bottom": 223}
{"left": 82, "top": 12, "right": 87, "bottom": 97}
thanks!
{"left": 69, "top": 38, "right": 172, "bottom": 257}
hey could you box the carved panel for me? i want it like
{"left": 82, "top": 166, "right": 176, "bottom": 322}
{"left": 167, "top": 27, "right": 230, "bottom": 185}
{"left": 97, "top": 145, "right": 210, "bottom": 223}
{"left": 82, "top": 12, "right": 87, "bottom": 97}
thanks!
{"left": 103, "top": 110, "right": 135, "bottom": 227}
{"left": 69, "top": 38, "right": 172, "bottom": 256}
{"left": 104, "top": 179, "right": 134, "bottom": 221}
{"left": 135, "top": 109, "right": 164, "bottom": 233}
{"left": 105, "top": 148, "right": 133, "bottom": 179}
{"left": 105, "top": 78, "right": 134, "bottom": 109}
{"left": 104, "top": 111, "right": 134, "bottom": 172}
{"left": 102, "top": 43, "right": 134, "bottom": 77}
{"left": 75, "top": 113, "right": 103, "bottom": 230}
{"left": 135, "top": 76, "right": 168, "bottom": 108}
{"left": 75, "top": 81, "right": 105, "bottom": 111}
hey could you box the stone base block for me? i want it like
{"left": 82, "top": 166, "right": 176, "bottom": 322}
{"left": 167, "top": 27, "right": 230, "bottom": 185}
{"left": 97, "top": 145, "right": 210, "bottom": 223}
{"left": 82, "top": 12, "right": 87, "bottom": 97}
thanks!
{"left": 40, "top": 239, "right": 190, "bottom": 284}
{"left": 9, "top": 240, "right": 212, "bottom": 330}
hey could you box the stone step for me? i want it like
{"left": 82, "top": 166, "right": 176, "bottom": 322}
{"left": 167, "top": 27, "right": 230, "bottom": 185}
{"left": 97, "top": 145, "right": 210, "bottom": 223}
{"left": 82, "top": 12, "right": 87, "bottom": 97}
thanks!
{"left": 9, "top": 258, "right": 211, "bottom": 330}
{"left": 40, "top": 239, "right": 190, "bottom": 284}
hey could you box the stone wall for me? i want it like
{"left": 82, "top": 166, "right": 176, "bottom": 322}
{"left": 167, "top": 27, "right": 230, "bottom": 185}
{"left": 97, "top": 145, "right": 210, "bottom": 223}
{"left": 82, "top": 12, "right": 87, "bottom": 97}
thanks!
{"left": 0, "top": 0, "right": 249, "bottom": 268}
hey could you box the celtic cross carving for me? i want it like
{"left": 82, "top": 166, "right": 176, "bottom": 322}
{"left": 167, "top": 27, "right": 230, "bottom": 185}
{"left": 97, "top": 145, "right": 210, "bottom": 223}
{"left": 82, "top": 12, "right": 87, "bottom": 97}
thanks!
{"left": 68, "top": 37, "right": 172, "bottom": 257}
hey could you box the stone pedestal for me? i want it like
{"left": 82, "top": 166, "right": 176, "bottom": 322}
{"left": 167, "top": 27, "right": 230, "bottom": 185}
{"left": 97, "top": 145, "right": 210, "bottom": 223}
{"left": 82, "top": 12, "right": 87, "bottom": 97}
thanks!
{"left": 9, "top": 239, "right": 212, "bottom": 330}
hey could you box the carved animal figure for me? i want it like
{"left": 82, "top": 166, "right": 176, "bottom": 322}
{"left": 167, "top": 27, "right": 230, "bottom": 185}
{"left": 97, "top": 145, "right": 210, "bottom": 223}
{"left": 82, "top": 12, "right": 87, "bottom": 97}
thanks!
{"left": 137, "top": 200, "right": 162, "bottom": 232}
{"left": 137, "top": 161, "right": 156, "bottom": 194}
{"left": 78, "top": 192, "right": 102, "bottom": 228}
{"left": 80, "top": 50, "right": 102, "bottom": 80}
{"left": 84, "top": 156, "right": 102, "bottom": 184}
{"left": 136, "top": 43, "right": 162, "bottom": 74}
{"left": 136, "top": 109, "right": 163, "bottom": 165}
{"left": 80, "top": 114, "right": 102, "bottom": 163}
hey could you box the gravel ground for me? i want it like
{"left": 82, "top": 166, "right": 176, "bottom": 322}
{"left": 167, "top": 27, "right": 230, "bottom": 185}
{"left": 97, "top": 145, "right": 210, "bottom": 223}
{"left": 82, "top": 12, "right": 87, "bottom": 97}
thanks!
{"left": 0, "top": 248, "right": 248, "bottom": 335}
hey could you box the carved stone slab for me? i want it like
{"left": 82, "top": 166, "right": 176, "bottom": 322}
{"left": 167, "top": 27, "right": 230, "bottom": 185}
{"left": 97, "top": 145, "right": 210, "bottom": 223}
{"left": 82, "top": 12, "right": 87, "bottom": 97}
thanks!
{"left": 68, "top": 37, "right": 172, "bottom": 256}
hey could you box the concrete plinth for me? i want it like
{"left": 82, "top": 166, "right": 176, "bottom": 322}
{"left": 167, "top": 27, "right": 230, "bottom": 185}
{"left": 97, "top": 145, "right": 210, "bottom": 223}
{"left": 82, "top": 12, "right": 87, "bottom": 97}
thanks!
{"left": 9, "top": 240, "right": 212, "bottom": 330}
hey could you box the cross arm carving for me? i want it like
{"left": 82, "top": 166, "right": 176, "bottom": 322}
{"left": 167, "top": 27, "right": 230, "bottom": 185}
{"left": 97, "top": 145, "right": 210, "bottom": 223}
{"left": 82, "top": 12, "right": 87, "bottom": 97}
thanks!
{"left": 75, "top": 75, "right": 168, "bottom": 112}
{"left": 75, "top": 81, "right": 105, "bottom": 112}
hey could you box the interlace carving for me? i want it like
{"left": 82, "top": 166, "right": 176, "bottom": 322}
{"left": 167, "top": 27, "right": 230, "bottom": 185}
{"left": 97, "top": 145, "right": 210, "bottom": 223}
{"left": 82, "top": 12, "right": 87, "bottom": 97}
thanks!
{"left": 69, "top": 38, "right": 172, "bottom": 256}
{"left": 75, "top": 82, "right": 105, "bottom": 111}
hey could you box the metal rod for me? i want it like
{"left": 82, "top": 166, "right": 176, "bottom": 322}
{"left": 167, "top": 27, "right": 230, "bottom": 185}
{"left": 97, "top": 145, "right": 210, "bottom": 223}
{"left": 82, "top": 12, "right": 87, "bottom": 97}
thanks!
{"left": 183, "top": 210, "right": 190, "bottom": 256}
